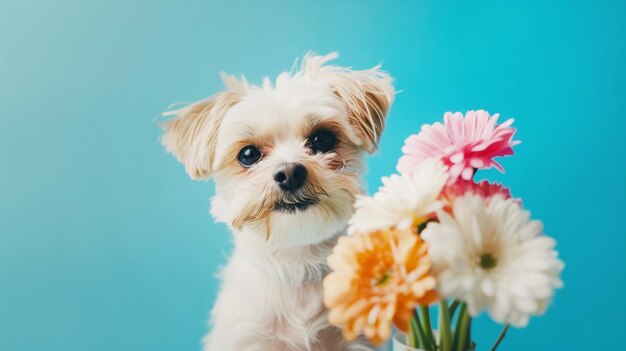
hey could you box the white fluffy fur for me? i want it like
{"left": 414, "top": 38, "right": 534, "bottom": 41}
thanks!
{"left": 161, "top": 53, "right": 394, "bottom": 351}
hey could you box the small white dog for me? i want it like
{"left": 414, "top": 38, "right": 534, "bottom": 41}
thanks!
{"left": 161, "top": 52, "right": 394, "bottom": 351}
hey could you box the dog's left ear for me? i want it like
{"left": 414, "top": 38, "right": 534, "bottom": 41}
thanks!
{"left": 331, "top": 67, "right": 394, "bottom": 153}
{"left": 309, "top": 53, "right": 394, "bottom": 154}
{"left": 301, "top": 53, "right": 394, "bottom": 153}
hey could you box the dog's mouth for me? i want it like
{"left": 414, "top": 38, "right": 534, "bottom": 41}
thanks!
{"left": 273, "top": 199, "right": 319, "bottom": 214}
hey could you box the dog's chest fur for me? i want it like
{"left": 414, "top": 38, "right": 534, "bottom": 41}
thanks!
{"left": 203, "top": 232, "right": 373, "bottom": 351}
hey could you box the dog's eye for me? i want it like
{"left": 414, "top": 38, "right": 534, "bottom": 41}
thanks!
{"left": 238, "top": 145, "right": 262, "bottom": 167}
{"left": 308, "top": 129, "right": 336, "bottom": 154}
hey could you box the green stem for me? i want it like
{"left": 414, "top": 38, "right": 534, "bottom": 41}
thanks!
{"left": 465, "top": 316, "right": 472, "bottom": 350}
{"left": 407, "top": 318, "right": 418, "bottom": 348}
{"left": 490, "top": 324, "right": 510, "bottom": 351}
{"left": 448, "top": 300, "right": 460, "bottom": 321}
{"left": 438, "top": 301, "right": 452, "bottom": 351}
{"left": 455, "top": 305, "right": 471, "bottom": 351}
{"left": 419, "top": 306, "right": 437, "bottom": 351}
{"left": 451, "top": 303, "right": 466, "bottom": 350}
{"left": 411, "top": 312, "right": 427, "bottom": 350}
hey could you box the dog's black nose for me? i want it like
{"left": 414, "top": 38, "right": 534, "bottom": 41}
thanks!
{"left": 273, "top": 162, "right": 307, "bottom": 191}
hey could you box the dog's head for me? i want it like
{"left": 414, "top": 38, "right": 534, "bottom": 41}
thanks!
{"left": 161, "top": 53, "right": 394, "bottom": 246}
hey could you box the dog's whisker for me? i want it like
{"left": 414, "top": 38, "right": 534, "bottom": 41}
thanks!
{"left": 334, "top": 154, "right": 348, "bottom": 174}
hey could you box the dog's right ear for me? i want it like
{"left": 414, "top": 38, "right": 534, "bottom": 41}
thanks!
{"left": 160, "top": 73, "right": 246, "bottom": 180}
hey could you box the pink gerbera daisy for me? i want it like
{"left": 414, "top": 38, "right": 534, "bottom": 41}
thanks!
{"left": 397, "top": 110, "right": 520, "bottom": 182}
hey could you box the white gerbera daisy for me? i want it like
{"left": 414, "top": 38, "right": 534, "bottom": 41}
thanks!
{"left": 348, "top": 159, "right": 448, "bottom": 235}
{"left": 421, "top": 194, "right": 564, "bottom": 327}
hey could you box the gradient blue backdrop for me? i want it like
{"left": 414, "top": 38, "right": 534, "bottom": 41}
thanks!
{"left": 1, "top": 1, "right": 625, "bottom": 350}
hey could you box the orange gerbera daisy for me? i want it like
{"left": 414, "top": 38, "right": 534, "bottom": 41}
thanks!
{"left": 323, "top": 227, "right": 438, "bottom": 345}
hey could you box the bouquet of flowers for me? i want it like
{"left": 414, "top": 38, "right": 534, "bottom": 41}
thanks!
{"left": 323, "top": 110, "right": 564, "bottom": 350}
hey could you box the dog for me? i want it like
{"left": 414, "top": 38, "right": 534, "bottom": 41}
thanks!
{"left": 161, "top": 52, "right": 394, "bottom": 351}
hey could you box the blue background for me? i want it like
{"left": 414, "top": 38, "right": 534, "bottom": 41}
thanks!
{"left": 1, "top": 0, "right": 625, "bottom": 350}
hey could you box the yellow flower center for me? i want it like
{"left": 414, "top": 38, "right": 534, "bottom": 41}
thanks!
{"left": 413, "top": 217, "right": 433, "bottom": 234}
{"left": 375, "top": 271, "right": 392, "bottom": 286}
